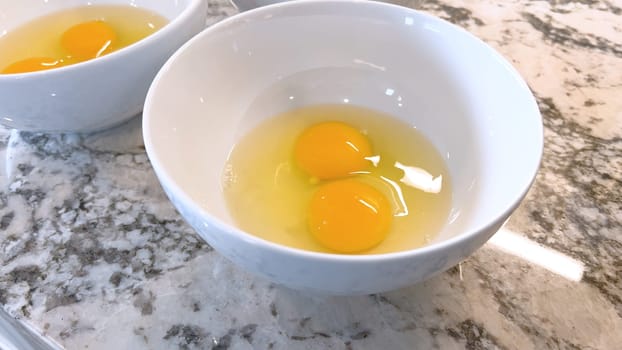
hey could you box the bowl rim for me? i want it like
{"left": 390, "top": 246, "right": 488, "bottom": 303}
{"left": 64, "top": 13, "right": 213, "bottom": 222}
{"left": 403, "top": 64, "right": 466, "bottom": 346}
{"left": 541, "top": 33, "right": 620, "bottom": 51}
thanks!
{"left": 143, "top": 0, "right": 544, "bottom": 262}
{"left": 0, "top": 0, "right": 205, "bottom": 80}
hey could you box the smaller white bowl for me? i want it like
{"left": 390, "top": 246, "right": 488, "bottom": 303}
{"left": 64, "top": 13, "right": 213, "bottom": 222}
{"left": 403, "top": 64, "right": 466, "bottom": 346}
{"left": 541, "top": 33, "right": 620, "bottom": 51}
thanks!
{"left": 144, "top": 0, "right": 543, "bottom": 295}
{"left": 0, "top": 0, "right": 207, "bottom": 132}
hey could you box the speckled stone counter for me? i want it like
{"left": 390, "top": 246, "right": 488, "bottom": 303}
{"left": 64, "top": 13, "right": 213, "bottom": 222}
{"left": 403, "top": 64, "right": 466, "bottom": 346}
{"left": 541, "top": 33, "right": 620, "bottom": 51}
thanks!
{"left": 1, "top": 0, "right": 621, "bottom": 349}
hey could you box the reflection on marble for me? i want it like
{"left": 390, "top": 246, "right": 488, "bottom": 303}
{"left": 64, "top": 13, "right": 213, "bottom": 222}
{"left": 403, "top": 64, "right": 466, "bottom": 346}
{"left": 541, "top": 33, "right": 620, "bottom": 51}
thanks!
{"left": 1, "top": 0, "right": 620, "bottom": 349}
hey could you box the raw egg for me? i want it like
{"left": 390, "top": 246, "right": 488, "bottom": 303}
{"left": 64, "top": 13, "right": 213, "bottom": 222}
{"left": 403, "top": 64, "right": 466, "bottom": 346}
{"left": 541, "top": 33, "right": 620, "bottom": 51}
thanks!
{"left": 1, "top": 57, "right": 62, "bottom": 74}
{"left": 294, "top": 121, "right": 372, "bottom": 180}
{"left": 61, "top": 20, "right": 117, "bottom": 60}
{"left": 308, "top": 179, "right": 392, "bottom": 253}
{"left": 223, "top": 104, "right": 452, "bottom": 254}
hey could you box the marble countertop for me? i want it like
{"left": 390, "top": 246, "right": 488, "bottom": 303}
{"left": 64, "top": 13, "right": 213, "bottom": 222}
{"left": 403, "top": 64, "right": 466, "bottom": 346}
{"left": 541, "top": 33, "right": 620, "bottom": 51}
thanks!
{"left": 1, "top": 0, "right": 621, "bottom": 349}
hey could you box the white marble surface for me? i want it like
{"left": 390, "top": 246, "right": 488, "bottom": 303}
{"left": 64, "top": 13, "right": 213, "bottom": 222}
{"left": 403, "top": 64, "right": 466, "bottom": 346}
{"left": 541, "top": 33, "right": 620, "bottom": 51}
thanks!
{"left": 1, "top": 0, "right": 621, "bottom": 349}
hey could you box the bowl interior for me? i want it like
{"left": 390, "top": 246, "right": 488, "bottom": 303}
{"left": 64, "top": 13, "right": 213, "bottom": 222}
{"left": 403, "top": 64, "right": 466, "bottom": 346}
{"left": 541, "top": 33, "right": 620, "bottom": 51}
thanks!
{"left": 145, "top": 1, "right": 542, "bottom": 249}
{"left": 0, "top": 0, "right": 193, "bottom": 32}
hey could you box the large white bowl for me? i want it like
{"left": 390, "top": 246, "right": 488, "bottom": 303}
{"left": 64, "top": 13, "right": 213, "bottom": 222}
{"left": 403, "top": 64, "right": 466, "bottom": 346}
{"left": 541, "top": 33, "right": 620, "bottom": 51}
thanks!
{"left": 0, "top": 0, "right": 207, "bottom": 132}
{"left": 144, "top": 0, "right": 543, "bottom": 295}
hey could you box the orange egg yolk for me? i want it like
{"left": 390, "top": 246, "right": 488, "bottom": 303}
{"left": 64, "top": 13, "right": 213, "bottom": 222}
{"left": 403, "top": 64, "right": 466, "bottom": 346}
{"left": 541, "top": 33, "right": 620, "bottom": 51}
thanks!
{"left": 308, "top": 179, "right": 392, "bottom": 253}
{"left": 294, "top": 121, "right": 372, "bottom": 180}
{"left": 61, "top": 20, "right": 116, "bottom": 60}
{"left": 1, "top": 57, "right": 62, "bottom": 74}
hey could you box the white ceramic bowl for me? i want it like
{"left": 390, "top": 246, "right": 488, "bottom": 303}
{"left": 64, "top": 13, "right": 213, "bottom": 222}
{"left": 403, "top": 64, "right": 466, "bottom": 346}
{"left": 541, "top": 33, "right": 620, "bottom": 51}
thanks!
{"left": 144, "top": 0, "right": 543, "bottom": 295}
{"left": 0, "top": 0, "right": 207, "bottom": 132}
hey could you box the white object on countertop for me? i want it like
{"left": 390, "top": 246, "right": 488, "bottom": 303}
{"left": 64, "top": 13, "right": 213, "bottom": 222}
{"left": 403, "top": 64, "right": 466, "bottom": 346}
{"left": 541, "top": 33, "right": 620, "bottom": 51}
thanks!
{"left": 143, "top": 0, "right": 542, "bottom": 295}
{"left": 0, "top": 308, "right": 61, "bottom": 350}
{"left": 0, "top": 0, "right": 207, "bottom": 132}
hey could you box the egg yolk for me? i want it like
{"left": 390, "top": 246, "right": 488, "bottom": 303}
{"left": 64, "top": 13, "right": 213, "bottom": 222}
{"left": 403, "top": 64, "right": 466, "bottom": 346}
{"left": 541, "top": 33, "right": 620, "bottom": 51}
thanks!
{"left": 1, "top": 57, "right": 62, "bottom": 74}
{"left": 308, "top": 179, "right": 392, "bottom": 253}
{"left": 294, "top": 121, "right": 372, "bottom": 180}
{"left": 61, "top": 20, "right": 116, "bottom": 60}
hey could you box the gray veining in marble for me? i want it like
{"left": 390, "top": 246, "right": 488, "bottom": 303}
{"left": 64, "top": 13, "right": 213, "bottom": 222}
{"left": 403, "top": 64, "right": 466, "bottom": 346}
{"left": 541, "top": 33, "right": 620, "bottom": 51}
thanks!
{"left": 1, "top": 0, "right": 621, "bottom": 349}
